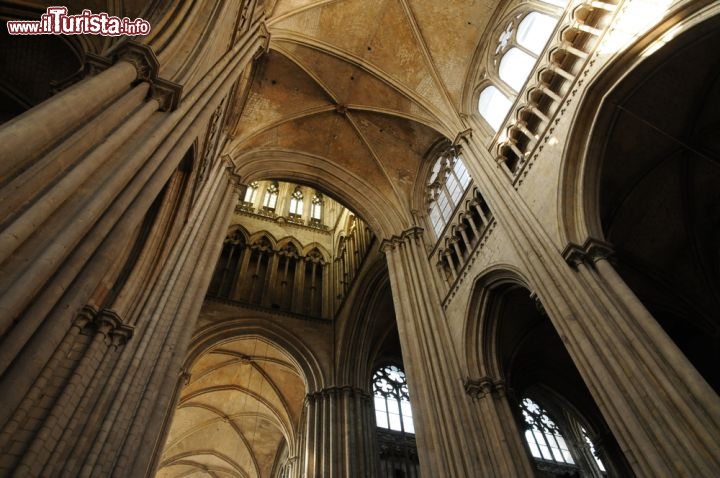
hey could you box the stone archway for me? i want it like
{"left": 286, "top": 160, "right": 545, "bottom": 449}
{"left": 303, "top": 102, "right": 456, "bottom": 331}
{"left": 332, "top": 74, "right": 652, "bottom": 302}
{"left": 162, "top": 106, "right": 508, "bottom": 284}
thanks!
{"left": 155, "top": 335, "right": 309, "bottom": 478}
{"left": 562, "top": 12, "right": 720, "bottom": 393}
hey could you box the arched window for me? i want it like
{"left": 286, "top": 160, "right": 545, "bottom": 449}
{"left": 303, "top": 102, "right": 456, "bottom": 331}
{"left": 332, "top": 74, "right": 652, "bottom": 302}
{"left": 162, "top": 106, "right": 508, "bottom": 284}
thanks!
{"left": 310, "top": 192, "right": 323, "bottom": 223}
{"left": 373, "top": 365, "right": 414, "bottom": 434}
{"left": 288, "top": 187, "right": 303, "bottom": 218}
{"left": 478, "top": 6, "right": 564, "bottom": 131}
{"left": 263, "top": 182, "right": 279, "bottom": 211}
{"left": 426, "top": 151, "right": 472, "bottom": 239}
{"left": 520, "top": 397, "right": 574, "bottom": 464}
{"left": 478, "top": 86, "right": 513, "bottom": 132}
{"left": 243, "top": 181, "right": 259, "bottom": 204}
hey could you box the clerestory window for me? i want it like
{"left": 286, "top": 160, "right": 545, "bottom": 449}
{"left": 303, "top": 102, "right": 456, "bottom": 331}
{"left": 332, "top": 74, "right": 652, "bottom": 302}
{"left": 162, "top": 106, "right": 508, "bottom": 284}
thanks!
{"left": 310, "top": 193, "right": 323, "bottom": 223}
{"left": 478, "top": 2, "right": 566, "bottom": 132}
{"left": 289, "top": 187, "right": 304, "bottom": 217}
{"left": 243, "top": 181, "right": 258, "bottom": 204}
{"left": 426, "top": 151, "right": 472, "bottom": 239}
{"left": 263, "top": 182, "right": 279, "bottom": 210}
{"left": 373, "top": 365, "right": 415, "bottom": 434}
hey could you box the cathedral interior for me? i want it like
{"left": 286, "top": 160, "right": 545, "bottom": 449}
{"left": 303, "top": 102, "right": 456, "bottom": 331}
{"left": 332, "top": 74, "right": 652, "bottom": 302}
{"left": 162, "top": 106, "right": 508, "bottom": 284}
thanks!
{"left": 0, "top": 0, "right": 719, "bottom": 477}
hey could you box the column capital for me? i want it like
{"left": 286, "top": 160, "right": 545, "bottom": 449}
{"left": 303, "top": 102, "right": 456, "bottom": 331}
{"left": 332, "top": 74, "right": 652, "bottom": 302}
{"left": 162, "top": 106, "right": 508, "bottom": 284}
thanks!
{"left": 379, "top": 226, "right": 425, "bottom": 253}
{"left": 562, "top": 238, "right": 614, "bottom": 268}
{"left": 464, "top": 376, "right": 506, "bottom": 399}
{"left": 305, "top": 386, "right": 372, "bottom": 403}
{"left": 116, "top": 41, "right": 159, "bottom": 82}
{"left": 74, "top": 306, "right": 134, "bottom": 344}
{"left": 114, "top": 41, "right": 183, "bottom": 111}
{"left": 257, "top": 22, "right": 271, "bottom": 53}
{"left": 98, "top": 308, "right": 135, "bottom": 345}
{"left": 74, "top": 304, "right": 99, "bottom": 330}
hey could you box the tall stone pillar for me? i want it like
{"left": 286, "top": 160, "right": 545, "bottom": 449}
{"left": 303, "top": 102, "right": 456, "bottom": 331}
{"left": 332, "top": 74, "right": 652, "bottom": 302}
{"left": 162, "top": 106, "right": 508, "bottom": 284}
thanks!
{"left": 459, "top": 130, "right": 720, "bottom": 477}
{"left": 0, "top": 16, "right": 269, "bottom": 477}
{"left": 464, "top": 377, "right": 536, "bottom": 476}
{"left": 381, "top": 228, "right": 497, "bottom": 477}
{"left": 301, "top": 387, "right": 379, "bottom": 477}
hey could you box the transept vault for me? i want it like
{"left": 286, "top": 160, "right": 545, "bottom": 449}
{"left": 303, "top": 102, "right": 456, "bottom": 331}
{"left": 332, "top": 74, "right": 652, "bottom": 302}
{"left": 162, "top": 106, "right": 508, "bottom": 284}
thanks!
{"left": 0, "top": 0, "right": 719, "bottom": 477}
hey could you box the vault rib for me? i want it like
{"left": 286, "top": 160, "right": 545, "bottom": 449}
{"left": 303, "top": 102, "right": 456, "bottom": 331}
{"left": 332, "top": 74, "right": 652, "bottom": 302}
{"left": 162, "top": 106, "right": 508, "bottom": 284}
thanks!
{"left": 270, "top": 31, "right": 456, "bottom": 134}
{"left": 399, "top": 0, "right": 461, "bottom": 124}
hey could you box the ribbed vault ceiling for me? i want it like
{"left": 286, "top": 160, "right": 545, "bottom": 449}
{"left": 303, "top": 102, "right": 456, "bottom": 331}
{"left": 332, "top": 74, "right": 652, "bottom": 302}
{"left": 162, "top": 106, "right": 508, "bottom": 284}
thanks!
{"left": 227, "top": 0, "right": 498, "bottom": 235}
{"left": 156, "top": 337, "right": 306, "bottom": 478}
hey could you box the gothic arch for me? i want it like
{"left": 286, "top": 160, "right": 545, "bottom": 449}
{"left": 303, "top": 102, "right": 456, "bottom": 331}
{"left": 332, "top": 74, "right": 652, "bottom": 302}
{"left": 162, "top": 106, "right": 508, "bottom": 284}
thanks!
{"left": 300, "top": 242, "right": 330, "bottom": 260}
{"left": 275, "top": 236, "right": 303, "bottom": 254}
{"left": 463, "top": 265, "right": 531, "bottom": 379}
{"left": 187, "top": 319, "right": 325, "bottom": 392}
{"left": 558, "top": 3, "right": 720, "bottom": 391}
{"left": 464, "top": 267, "right": 632, "bottom": 475}
{"left": 558, "top": 1, "right": 720, "bottom": 244}
{"left": 247, "top": 230, "right": 278, "bottom": 249}
{"left": 226, "top": 223, "right": 250, "bottom": 241}
{"left": 231, "top": 149, "right": 411, "bottom": 238}
{"left": 336, "top": 259, "right": 396, "bottom": 388}
{"left": 158, "top": 320, "right": 319, "bottom": 478}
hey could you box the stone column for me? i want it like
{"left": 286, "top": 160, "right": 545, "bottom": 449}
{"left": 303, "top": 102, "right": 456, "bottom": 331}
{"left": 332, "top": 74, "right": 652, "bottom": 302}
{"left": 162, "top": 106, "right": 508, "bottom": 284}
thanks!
{"left": 459, "top": 130, "right": 720, "bottom": 477}
{"left": 464, "top": 377, "right": 536, "bottom": 476}
{"left": 0, "top": 16, "right": 269, "bottom": 477}
{"left": 381, "top": 227, "right": 494, "bottom": 477}
{"left": 301, "top": 387, "right": 379, "bottom": 477}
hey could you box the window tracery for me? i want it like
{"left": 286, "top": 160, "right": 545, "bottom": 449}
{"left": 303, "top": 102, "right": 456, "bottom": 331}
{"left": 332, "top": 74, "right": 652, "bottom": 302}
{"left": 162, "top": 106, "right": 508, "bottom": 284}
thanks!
{"left": 310, "top": 192, "right": 323, "bottom": 223}
{"left": 581, "top": 426, "right": 607, "bottom": 472}
{"left": 263, "top": 182, "right": 279, "bottom": 211}
{"left": 373, "top": 365, "right": 414, "bottom": 434}
{"left": 520, "top": 397, "right": 575, "bottom": 465}
{"left": 477, "top": 3, "right": 565, "bottom": 132}
{"left": 518, "top": 396, "right": 610, "bottom": 475}
{"left": 289, "top": 187, "right": 304, "bottom": 218}
{"left": 243, "top": 181, "right": 259, "bottom": 204}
